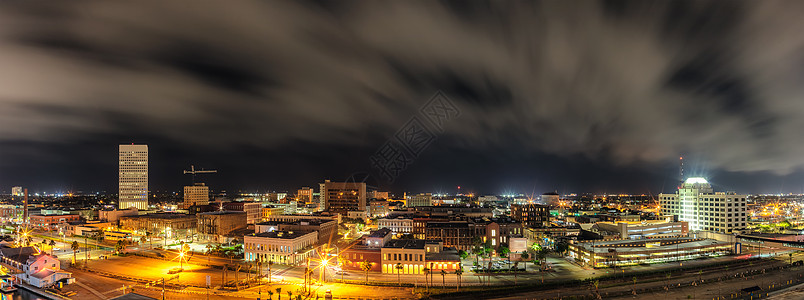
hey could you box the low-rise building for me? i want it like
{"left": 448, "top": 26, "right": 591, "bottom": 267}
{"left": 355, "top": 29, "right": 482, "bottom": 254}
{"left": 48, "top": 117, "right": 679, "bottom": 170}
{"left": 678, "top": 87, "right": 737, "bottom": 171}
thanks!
{"left": 254, "top": 218, "right": 337, "bottom": 245}
{"left": 377, "top": 217, "right": 413, "bottom": 235}
{"left": 14, "top": 253, "right": 73, "bottom": 288}
{"left": 261, "top": 206, "right": 285, "bottom": 220}
{"left": 424, "top": 222, "right": 472, "bottom": 251}
{"left": 29, "top": 213, "right": 80, "bottom": 228}
{"left": 365, "top": 228, "right": 393, "bottom": 247}
{"left": 119, "top": 213, "right": 197, "bottom": 240}
{"left": 380, "top": 239, "right": 430, "bottom": 275}
{"left": 369, "top": 200, "right": 389, "bottom": 218}
{"left": 99, "top": 207, "right": 139, "bottom": 224}
{"left": 243, "top": 230, "right": 317, "bottom": 265}
{"left": 198, "top": 211, "right": 248, "bottom": 243}
{"left": 595, "top": 220, "right": 689, "bottom": 240}
{"left": 568, "top": 237, "right": 734, "bottom": 268}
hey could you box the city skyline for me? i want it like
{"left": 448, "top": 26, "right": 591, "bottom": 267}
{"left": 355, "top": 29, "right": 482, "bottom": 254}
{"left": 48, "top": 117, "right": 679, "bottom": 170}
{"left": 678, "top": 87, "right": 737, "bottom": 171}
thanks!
{"left": 3, "top": 2, "right": 804, "bottom": 195}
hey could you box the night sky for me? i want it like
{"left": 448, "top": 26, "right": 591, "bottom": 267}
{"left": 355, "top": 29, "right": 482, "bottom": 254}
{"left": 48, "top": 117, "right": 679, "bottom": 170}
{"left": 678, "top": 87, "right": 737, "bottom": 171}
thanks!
{"left": 2, "top": 1, "right": 804, "bottom": 195}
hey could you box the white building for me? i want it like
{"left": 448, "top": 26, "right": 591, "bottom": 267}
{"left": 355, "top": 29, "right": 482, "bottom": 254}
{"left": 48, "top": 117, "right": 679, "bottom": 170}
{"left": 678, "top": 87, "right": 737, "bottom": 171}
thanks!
{"left": 377, "top": 217, "right": 413, "bottom": 235}
{"left": 14, "top": 253, "right": 73, "bottom": 288}
{"left": 183, "top": 183, "right": 209, "bottom": 209}
{"left": 243, "top": 230, "right": 317, "bottom": 265}
{"left": 11, "top": 187, "right": 23, "bottom": 197}
{"left": 119, "top": 144, "right": 148, "bottom": 210}
{"left": 659, "top": 177, "right": 747, "bottom": 234}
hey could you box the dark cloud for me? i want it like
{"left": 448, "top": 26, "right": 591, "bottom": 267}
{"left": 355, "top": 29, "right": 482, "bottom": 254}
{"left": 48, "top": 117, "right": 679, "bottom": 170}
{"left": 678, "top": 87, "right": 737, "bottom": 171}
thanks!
{"left": 1, "top": 1, "right": 804, "bottom": 192}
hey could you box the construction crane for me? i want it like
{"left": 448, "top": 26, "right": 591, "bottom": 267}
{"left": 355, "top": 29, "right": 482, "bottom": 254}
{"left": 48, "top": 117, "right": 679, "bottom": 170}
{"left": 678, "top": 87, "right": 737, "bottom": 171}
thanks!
{"left": 183, "top": 165, "right": 217, "bottom": 184}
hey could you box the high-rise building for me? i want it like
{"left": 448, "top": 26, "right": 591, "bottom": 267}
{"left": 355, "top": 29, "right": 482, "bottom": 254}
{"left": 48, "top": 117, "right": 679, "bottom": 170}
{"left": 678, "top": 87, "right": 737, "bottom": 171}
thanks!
{"left": 183, "top": 183, "right": 209, "bottom": 209}
{"left": 659, "top": 177, "right": 747, "bottom": 234}
{"left": 11, "top": 187, "right": 23, "bottom": 197}
{"left": 118, "top": 144, "right": 148, "bottom": 210}
{"left": 321, "top": 180, "right": 366, "bottom": 214}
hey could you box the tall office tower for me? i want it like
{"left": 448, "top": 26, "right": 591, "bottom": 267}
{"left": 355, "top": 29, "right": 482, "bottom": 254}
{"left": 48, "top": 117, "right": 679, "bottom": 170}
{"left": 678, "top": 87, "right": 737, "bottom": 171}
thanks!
{"left": 11, "top": 186, "right": 23, "bottom": 197}
{"left": 321, "top": 180, "right": 366, "bottom": 214}
{"left": 183, "top": 183, "right": 210, "bottom": 209}
{"left": 118, "top": 144, "right": 149, "bottom": 210}
{"left": 659, "top": 177, "right": 747, "bottom": 234}
{"left": 318, "top": 182, "right": 326, "bottom": 212}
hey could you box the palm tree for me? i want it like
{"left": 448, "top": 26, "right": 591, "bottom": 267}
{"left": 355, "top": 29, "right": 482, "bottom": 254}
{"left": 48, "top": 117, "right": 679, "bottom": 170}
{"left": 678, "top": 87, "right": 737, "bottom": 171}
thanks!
{"left": 455, "top": 267, "right": 463, "bottom": 291}
{"left": 359, "top": 260, "right": 373, "bottom": 284}
{"left": 287, "top": 290, "right": 293, "bottom": 300}
{"left": 71, "top": 241, "right": 80, "bottom": 265}
{"left": 145, "top": 231, "right": 153, "bottom": 249}
{"left": 520, "top": 251, "right": 530, "bottom": 271}
{"left": 49, "top": 240, "right": 56, "bottom": 251}
{"left": 422, "top": 267, "right": 431, "bottom": 293}
{"left": 276, "top": 287, "right": 282, "bottom": 300}
{"left": 256, "top": 256, "right": 263, "bottom": 280}
{"left": 267, "top": 290, "right": 274, "bottom": 300}
{"left": 337, "top": 255, "right": 350, "bottom": 282}
{"left": 395, "top": 263, "right": 403, "bottom": 286}
{"left": 440, "top": 270, "right": 446, "bottom": 289}
{"left": 268, "top": 260, "right": 274, "bottom": 283}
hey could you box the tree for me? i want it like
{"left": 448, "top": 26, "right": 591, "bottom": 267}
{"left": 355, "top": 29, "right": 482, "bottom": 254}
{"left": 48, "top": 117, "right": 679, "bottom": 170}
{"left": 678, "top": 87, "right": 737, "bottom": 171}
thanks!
{"left": 440, "top": 269, "right": 447, "bottom": 289}
{"left": 395, "top": 263, "right": 403, "bottom": 286}
{"left": 49, "top": 240, "right": 56, "bottom": 250}
{"left": 287, "top": 290, "right": 293, "bottom": 300}
{"left": 520, "top": 251, "right": 530, "bottom": 271}
{"left": 71, "top": 241, "right": 80, "bottom": 265}
{"left": 115, "top": 240, "right": 125, "bottom": 254}
{"left": 455, "top": 267, "right": 463, "bottom": 291}
{"left": 268, "top": 260, "right": 274, "bottom": 283}
{"left": 498, "top": 245, "right": 510, "bottom": 268}
{"left": 267, "top": 290, "right": 273, "bottom": 300}
{"left": 422, "top": 267, "right": 431, "bottom": 293}
{"left": 139, "top": 235, "right": 147, "bottom": 246}
{"left": 458, "top": 250, "right": 469, "bottom": 260}
{"left": 359, "top": 260, "right": 373, "bottom": 284}
{"left": 276, "top": 287, "right": 282, "bottom": 300}
{"left": 145, "top": 231, "right": 153, "bottom": 249}
{"left": 337, "top": 255, "right": 350, "bottom": 282}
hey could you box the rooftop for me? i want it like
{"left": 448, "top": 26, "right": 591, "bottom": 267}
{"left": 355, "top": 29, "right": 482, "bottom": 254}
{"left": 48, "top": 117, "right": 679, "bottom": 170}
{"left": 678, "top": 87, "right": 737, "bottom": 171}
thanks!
{"left": 122, "top": 213, "right": 195, "bottom": 219}
{"left": 575, "top": 238, "right": 730, "bottom": 254}
{"left": 369, "top": 228, "right": 392, "bottom": 238}
{"left": 199, "top": 211, "right": 246, "bottom": 215}
{"left": 383, "top": 239, "right": 442, "bottom": 249}
{"left": 246, "top": 230, "right": 315, "bottom": 240}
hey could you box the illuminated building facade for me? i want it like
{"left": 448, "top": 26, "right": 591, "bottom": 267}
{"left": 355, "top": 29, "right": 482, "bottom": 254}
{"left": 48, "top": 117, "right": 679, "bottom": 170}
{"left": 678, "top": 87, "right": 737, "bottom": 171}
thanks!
{"left": 511, "top": 203, "right": 549, "bottom": 227}
{"left": 568, "top": 237, "right": 734, "bottom": 268}
{"left": 118, "top": 144, "right": 148, "bottom": 210}
{"left": 243, "top": 230, "right": 317, "bottom": 265}
{"left": 659, "top": 177, "right": 747, "bottom": 234}
{"left": 182, "top": 183, "right": 209, "bottom": 209}
{"left": 322, "top": 180, "right": 366, "bottom": 214}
